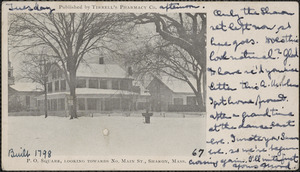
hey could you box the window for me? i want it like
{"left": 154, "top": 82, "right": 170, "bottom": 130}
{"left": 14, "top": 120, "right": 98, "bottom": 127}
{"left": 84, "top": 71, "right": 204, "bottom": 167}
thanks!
{"left": 111, "top": 98, "right": 121, "bottom": 110}
{"left": 104, "top": 98, "right": 111, "bottom": 111}
{"left": 76, "top": 79, "right": 86, "bottom": 88}
{"left": 26, "top": 96, "right": 30, "bottom": 107}
{"left": 174, "top": 98, "right": 183, "bottom": 105}
{"left": 112, "top": 80, "right": 119, "bottom": 90}
{"left": 132, "top": 86, "right": 140, "bottom": 93}
{"left": 99, "top": 57, "right": 104, "bottom": 64}
{"left": 60, "top": 80, "right": 66, "bottom": 91}
{"left": 128, "top": 81, "right": 132, "bottom": 90}
{"left": 98, "top": 98, "right": 104, "bottom": 111}
{"left": 78, "top": 98, "right": 85, "bottom": 110}
{"left": 121, "top": 98, "right": 130, "bottom": 110}
{"left": 52, "top": 71, "right": 57, "bottom": 79}
{"left": 120, "top": 80, "right": 129, "bottom": 90}
{"left": 55, "top": 81, "right": 59, "bottom": 91}
{"left": 187, "top": 96, "right": 197, "bottom": 105}
{"left": 38, "top": 100, "right": 44, "bottom": 109}
{"left": 87, "top": 98, "right": 97, "bottom": 110}
{"left": 58, "top": 70, "right": 63, "bottom": 78}
{"left": 47, "top": 100, "right": 51, "bottom": 110}
{"left": 58, "top": 98, "right": 65, "bottom": 110}
{"left": 38, "top": 100, "right": 41, "bottom": 107}
{"left": 48, "top": 82, "right": 52, "bottom": 93}
{"left": 89, "top": 79, "right": 98, "bottom": 88}
{"left": 104, "top": 98, "right": 121, "bottom": 111}
{"left": 51, "top": 99, "right": 57, "bottom": 111}
{"left": 100, "top": 80, "right": 107, "bottom": 89}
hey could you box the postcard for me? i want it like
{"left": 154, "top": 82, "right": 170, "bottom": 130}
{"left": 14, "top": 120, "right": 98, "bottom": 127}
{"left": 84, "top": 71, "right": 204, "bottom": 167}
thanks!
{"left": 1, "top": 1, "right": 299, "bottom": 170}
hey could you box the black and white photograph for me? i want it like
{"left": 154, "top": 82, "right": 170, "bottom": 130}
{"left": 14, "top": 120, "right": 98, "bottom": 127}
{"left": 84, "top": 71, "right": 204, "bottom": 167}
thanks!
{"left": 7, "top": 11, "right": 207, "bottom": 156}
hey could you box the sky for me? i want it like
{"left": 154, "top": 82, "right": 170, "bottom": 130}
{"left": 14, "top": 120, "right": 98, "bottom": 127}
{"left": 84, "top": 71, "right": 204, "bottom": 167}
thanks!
{"left": 8, "top": 14, "right": 157, "bottom": 83}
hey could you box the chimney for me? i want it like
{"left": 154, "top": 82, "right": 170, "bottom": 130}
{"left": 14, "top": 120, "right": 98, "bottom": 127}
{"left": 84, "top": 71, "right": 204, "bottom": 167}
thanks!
{"left": 99, "top": 57, "right": 104, "bottom": 64}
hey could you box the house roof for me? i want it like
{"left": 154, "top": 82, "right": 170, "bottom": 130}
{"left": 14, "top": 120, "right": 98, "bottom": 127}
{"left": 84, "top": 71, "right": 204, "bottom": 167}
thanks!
{"left": 76, "top": 63, "right": 132, "bottom": 79}
{"left": 10, "top": 82, "right": 43, "bottom": 92}
{"left": 156, "top": 76, "right": 196, "bottom": 94}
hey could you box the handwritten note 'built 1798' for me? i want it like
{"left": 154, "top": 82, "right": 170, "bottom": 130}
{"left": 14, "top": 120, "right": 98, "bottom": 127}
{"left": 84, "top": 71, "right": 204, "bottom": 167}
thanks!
{"left": 1, "top": 1, "right": 299, "bottom": 171}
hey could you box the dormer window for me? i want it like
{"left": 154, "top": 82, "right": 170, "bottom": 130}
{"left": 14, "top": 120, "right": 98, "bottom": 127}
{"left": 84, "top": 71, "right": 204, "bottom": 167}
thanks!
{"left": 58, "top": 70, "right": 63, "bottom": 78}
{"left": 55, "top": 81, "right": 59, "bottom": 91}
{"left": 99, "top": 57, "right": 104, "bottom": 64}
{"left": 61, "top": 80, "right": 66, "bottom": 91}
{"left": 52, "top": 71, "right": 57, "bottom": 79}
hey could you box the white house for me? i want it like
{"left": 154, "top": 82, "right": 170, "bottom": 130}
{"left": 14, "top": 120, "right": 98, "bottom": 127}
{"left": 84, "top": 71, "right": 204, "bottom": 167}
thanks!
{"left": 9, "top": 82, "right": 43, "bottom": 112}
{"left": 147, "top": 76, "right": 200, "bottom": 112}
{"left": 37, "top": 59, "right": 150, "bottom": 116}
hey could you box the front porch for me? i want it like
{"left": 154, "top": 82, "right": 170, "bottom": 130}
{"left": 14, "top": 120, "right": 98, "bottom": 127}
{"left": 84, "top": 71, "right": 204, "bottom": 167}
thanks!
{"left": 37, "top": 92, "right": 149, "bottom": 117}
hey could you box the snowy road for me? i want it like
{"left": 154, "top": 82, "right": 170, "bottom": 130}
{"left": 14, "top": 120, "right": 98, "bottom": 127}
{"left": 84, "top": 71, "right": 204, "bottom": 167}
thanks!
{"left": 7, "top": 115, "right": 206, "bottom": 156}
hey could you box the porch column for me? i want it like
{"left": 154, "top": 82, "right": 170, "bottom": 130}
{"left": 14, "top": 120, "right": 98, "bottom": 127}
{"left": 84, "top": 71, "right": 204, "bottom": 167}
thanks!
{"left": 120, "top": 97, "right": 122, "bottom": 110}
{"left": 84, "top": 98, "right": 88, "bottom": 111}
{"left": 86, "top": 79, "right": 89, "bottom": 88}
{"left": 58, "top": 80, "right": 61, "bottom": 91}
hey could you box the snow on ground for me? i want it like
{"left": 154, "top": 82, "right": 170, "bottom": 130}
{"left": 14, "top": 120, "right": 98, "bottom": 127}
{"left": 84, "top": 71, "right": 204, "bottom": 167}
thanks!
{"left": 7, "top": 114, "right": 206, "bottom": 157}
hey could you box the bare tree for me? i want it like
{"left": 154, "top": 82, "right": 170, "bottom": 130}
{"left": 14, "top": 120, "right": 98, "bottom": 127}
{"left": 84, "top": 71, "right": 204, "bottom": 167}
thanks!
{"left": 130, "top": 13, "right": 206, "bottom": 111}
{"left": 9, "top": 13, "right": 130, "bottom": 119}
{"left": 20, "top": 50, "right": 52, "bottom": 118}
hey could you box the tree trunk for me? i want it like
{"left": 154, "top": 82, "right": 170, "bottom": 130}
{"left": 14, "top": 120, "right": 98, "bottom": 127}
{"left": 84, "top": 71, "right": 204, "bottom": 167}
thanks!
{"left": 195, "top": 92, "right": 205, "bottom": 112}
{"left": 195, "top": 68, "right": 206, "bottom": 112}
{"left": 69, "top": 70, "right": 78, "bottom": 119}
{"left": 202, "top": 69, "right": 206, "bottom": 109}
{"left": 44, "top": 83, "right": 48, "bottom": 118}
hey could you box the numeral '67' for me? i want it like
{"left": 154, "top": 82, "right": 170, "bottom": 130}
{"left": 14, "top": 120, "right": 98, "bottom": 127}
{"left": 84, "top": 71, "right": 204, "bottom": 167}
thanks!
{"left": 192, "top": 149, "right": 204, "bottom": 158}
